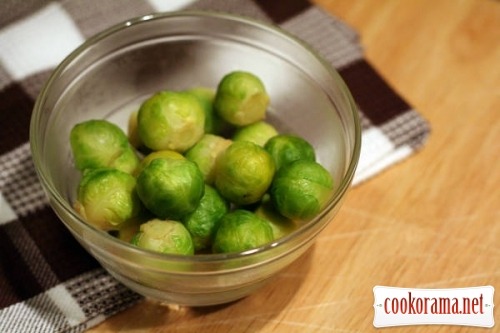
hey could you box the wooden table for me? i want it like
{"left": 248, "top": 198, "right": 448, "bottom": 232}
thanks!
{"left": 88, "top": 1, "right": 500, "bottom": 331}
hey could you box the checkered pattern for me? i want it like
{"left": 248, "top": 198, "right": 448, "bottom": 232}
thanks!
{"left": 0, "top": 0, "right": 430, "bottom": 332}
{"left": 0, "top": 143, "right": 47, "bottom": 216}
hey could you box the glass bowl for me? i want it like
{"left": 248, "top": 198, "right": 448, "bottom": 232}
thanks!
{"left": 30, "top": 11, "right": 361, "bottom": 306}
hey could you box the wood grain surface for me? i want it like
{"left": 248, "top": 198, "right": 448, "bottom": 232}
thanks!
{"left": 87, "top": 0, "right": 500, "bottom": 331}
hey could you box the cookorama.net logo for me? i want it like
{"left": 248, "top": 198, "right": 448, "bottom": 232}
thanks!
{"left": 373, "top": 286, "right": 495, "bottom": 328}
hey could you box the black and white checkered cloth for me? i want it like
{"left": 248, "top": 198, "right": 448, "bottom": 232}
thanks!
{"left": 0, "top": 0, "right": 430, "bottom": 332}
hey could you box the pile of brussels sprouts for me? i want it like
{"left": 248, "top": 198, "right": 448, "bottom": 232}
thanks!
{"left": 70, "top": 71, "right": 334, "bottom": 255}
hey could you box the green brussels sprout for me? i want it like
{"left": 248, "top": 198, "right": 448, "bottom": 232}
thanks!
{"left": 232, "top": 120, "right": 278, "bottom": 147}
{"left": 134, "top": 149, "right": 184, "bottom": 177}
{"left": 109, "top": 145, "right": 141, "bottom": 174}
{"left": 131, "top": 219, "right": 194, "bottom": 255}
{"left": 270, "top": 160, "right": 334, "bottom": 221}
{"left": 136, "top": 157, "right": 205, "bottom": 220}
{"left": 113, "top": 208, "right": 157, "bottom": 243}
{"left": 137, "top": 90, "right": 205, "bottom": 152}
{"left": 264, "top": 134, "right": 316, "bottom": 170}
{"left": 182, "top": 185, "right": 229, "bottom": 251}
{"left": 74, "top": 168, "right": 141, "bottom": 231}
{"left": 184, "top": 87, "right": 231, "bottom": 135}
{"left": 127, "top": 110, "right": 141, "bottom": 148}
{"left": 254, "top": 195, "right": 297, "bottom": 240}
{"left": 215, "top": 141, "right": 275, "bottom": 205}
{"left": 214, "top": 71, "right": 270, "bottom": 126}
{"left": 113, "top": 218, "right": 142, "bottom": 243}
{"left": 212, "top": 210, "right": 274, "bottom": 253}
{"left": 70, "top": 119, "right": 140, "bottom": 173}
{"left": 184, "top": 134, "right": 232, "bottom": 185}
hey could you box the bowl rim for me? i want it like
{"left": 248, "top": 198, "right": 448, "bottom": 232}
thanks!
{"left": 30, "top": 10, "right": 361, "bottom": 264}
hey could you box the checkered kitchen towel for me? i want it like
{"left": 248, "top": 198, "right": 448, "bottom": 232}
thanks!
{"left": 0, "top": 0, "right": 430, "bottom": 332}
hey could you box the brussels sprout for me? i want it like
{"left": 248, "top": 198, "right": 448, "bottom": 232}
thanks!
{"left": 136, "top": 157, "right": 205, "bottom": 220}
{"left": 184, "top": 87, "right": 231, "bottom": 135}
{"left": 270, "top": 160, "right": 334, "bottom": 221}
{"left": 74, "top": 168, "right": 141, "bottom": 231}
{"left": 184, "top": 134, "right": 232, "bottom": 185}
{"left": 254, "top": 195, "right": 297, "bottom": 240}
{"left": 113, "top": 207, "right": 157, "bottom": 242}
{"left": 70, "top": 119, "right": 139, "bottom": 173}
{"left": 232, "top": 120, "right": 278, "bottom": 147}
{"left": 134, "top": 149, "right": 184, "bottom": 177}
{"left": 212, "top": 210, "right": 274, "bottom": 253}
{"left": 215, "top": 141, "right": 275, "bottom": 205}
{"left": 264, "top": 134, "right": 316, "bottom": 170}
{"left": 109, "top": 145, "right": 141, "bottom": 174}
{"left": 127, "top": 110, "right": 142, "bottom": 148}
{"left": 137, "top": 91, "right": 205, "bottom": 152}
{"left": 114, "top": 218, "right": 141, "bottom": 243}
{"left": 214, "top": 71, "right": 270, "bottom": 126}
{"left": 131, "top": 219, "right": 194, "bottom": 255}
{"left": 182, "top": 185, "right": 229, "bottom": 251}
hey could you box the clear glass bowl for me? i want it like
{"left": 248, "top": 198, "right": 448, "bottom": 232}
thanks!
{"left": 30, "top": 11, "right": 361, "bottom": 306}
